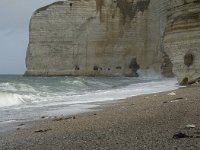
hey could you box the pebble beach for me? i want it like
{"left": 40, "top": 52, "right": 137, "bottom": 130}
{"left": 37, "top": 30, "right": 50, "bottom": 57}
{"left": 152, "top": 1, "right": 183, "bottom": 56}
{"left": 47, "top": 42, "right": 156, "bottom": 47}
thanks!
{"left": 1, "top": 85, "right": 200, "bottom": 150}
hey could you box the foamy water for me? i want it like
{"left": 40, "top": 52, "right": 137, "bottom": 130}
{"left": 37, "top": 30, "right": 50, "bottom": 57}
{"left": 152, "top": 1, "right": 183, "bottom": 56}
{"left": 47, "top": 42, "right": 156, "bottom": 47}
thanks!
{"left": 0, "top": 92, "right": 23, "bottom": 107}
{"left": 0, "top": 72, "right": 179, "bottom": 125}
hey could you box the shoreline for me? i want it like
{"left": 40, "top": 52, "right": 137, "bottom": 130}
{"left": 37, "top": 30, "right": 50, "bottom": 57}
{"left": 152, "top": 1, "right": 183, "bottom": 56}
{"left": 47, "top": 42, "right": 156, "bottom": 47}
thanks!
{"left": 0, "top": 77, "right": 179, "bottom": 131}
{"left": 1, "top": 85, "right": 200, "bottom": 149}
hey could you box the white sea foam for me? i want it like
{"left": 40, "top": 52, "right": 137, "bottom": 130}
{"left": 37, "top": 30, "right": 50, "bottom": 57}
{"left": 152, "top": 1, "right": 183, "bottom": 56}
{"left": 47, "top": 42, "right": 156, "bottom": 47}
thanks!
{"left": 0, "top": 92, "right": 26, "bottom": 107}
{"left": 23, "top": 78, "right": 179, "bottom": 108}
{"left": 0, "top": 82, "right": 36, "bottom": 93}
{"left": 0, "top": 78, "right": 178, "bottom": 108}
{"left": 138, "top": 69, "right": 164, "bottom": 80}
{"left": 0, "top": 75, "right": 179, "bottom": 126}
{"left": 0, "top": 83, "right": 16, "bottom": 91}
{"left": 61, "top": 78, "right": 178, "bottom": 105}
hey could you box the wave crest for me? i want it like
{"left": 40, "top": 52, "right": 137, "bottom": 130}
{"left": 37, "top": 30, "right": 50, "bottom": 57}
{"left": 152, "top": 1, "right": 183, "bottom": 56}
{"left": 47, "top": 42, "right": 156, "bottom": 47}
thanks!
{"left": 0, "top": 92, "right": 30, "bottom": 107}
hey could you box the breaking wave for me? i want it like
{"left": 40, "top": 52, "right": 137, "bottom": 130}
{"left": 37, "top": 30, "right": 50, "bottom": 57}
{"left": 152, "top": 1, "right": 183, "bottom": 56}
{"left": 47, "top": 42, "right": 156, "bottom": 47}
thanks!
{"left": 0, "top": 75, "right": 179, "bottom": 125}
{"left": 0, "top": 92, "right": 29, "bottom": 107}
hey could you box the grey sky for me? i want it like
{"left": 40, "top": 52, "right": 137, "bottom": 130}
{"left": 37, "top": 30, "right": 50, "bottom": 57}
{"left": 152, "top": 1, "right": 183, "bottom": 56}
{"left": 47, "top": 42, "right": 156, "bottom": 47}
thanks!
{"left": 0, "top": 0, "right": 57, "bottom": 74}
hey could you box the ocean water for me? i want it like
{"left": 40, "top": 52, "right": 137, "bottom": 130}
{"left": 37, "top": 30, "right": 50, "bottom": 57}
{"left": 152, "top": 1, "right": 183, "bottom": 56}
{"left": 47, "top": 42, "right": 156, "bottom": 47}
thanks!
{"left": 0, "top": 71, "right": 179, "bottom": 128}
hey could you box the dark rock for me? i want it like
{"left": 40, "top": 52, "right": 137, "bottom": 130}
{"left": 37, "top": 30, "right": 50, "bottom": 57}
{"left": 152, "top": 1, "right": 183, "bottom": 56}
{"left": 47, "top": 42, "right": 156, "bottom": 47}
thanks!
{"left": 184, "top": 53, "right": 194, "bottom": 67}
{"left": 41, "top": 116, "right": 46, "bottom": 119}
{"left": 116, "top": 0, "right": 136, "bottom": 20}
{"left": 18, "top": 123, "right": 25, "bottom": 126}
{"left": 173, "top": 132, "right": 191, "bottom": 139}
{"left": 128, "top": 58, "right": 140, "bottom": 77}
{"left": 75, "top": 65, "right": 80, "bottom": 70}
{"left": 93, "top": 66, "right": 99, "bottom": 71}
{"left": 161, "top": 52, "right": 174, "bottom": 77}
{"left": 116, "top": 0, "right": 150, "bottom": 20}
{"left": 180, "top": 77, "right": 188, "bottom": 86}
{"left": 34, "top": 129, "right": 52, "bottom": 133}
{"left": 136, "top": 0, "right": 150, "bottom": 12}
{"left": 116, "top": 66, "right": 122, "bottom": 69}
{"left": 173, "top": 97, "right": 183, "bottom": 100}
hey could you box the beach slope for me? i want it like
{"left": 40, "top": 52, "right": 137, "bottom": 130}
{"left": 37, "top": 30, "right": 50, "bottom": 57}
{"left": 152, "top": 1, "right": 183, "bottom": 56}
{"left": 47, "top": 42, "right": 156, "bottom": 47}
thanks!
{"left": 1, "top": 86, "right": 200, "bottom": 150}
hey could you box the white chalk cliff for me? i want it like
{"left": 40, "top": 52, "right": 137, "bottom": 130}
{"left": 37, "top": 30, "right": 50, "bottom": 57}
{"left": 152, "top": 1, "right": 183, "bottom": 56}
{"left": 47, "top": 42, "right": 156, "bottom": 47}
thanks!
{"left": 164, "top": 0, "right": 200, "bottom": 84}
{"left": 25, "top": 0, "right": 200, "bottom": 84}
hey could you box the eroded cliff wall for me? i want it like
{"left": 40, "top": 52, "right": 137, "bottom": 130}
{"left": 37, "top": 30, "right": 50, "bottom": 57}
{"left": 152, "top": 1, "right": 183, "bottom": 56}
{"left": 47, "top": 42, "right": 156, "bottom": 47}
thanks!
{"left": 25, "top": 0, "right": 165, "bottom": 76}
{"left": 164, "top": 0, "right": 200, "bottom": 84}
{"left": 25, "top": 0, "right": 200, "bottom": 84}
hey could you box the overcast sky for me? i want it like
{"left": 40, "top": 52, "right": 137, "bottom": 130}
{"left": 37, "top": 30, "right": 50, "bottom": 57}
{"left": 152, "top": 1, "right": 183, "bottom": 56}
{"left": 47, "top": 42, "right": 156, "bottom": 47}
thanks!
{"left": 0, "top": 0, "right": 58, "bottom": 74}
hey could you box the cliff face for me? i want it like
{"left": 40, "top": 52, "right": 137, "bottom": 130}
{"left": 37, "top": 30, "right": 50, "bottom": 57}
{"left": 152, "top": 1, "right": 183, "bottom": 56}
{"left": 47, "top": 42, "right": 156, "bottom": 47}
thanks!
{"left": 25, "top": 0, "right": 165, "bottom": 76}
{"left": 25, "top": 0, "right": 200, "bottom": 84}
{"left": 164, "top": 0, "right": 200, "bottom": 84}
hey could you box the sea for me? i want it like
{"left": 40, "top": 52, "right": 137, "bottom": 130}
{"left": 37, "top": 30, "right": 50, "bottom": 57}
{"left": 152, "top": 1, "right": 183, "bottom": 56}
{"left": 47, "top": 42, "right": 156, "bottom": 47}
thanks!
{"left": 0, "top": 70, "right": 179, "bottom": 131}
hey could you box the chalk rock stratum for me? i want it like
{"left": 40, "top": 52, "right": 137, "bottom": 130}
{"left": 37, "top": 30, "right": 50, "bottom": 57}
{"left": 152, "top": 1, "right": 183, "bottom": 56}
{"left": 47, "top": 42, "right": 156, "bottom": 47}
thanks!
{"left": 164, "top": 0, "right": 200, "bottom": 84}
{"left": 25, "top": 0, "right": 165, "bottom": 77}
{"left": 25, "top": 0, "right": 200, "bottom": 84}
